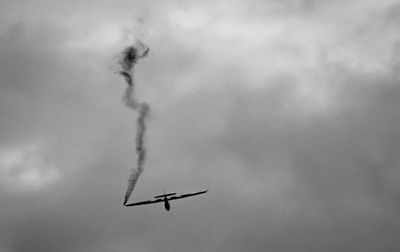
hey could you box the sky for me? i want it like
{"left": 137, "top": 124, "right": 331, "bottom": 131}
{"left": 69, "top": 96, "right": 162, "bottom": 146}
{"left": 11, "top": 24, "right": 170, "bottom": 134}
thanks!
{"left": 1, "top": 0, "right": 400, "bottom": 251}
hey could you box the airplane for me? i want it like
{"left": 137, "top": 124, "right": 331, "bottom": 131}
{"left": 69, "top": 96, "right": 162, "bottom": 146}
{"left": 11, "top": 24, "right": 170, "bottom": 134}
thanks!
{"left": 124, "top": 189, "right": 208, "bottom": 211}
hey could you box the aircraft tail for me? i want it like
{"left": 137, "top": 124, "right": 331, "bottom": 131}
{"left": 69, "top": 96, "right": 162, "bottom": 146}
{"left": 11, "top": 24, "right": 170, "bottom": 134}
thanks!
{"left": 154, "top": 193, "right": 176, "bottom": 198}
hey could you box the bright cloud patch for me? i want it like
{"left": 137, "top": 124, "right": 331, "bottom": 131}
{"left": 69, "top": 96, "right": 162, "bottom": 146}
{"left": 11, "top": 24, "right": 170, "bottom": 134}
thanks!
{"left": 66, "top": 23, "right": 124, "bottom": 52}
{"left": 0, "top": 143, "right": 60, "bottom": 192}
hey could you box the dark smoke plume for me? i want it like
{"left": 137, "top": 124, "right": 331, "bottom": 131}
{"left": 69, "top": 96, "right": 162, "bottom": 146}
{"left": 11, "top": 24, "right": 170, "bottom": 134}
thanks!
{"left": 117, "top": 40, "right": 150, "bottom": 205}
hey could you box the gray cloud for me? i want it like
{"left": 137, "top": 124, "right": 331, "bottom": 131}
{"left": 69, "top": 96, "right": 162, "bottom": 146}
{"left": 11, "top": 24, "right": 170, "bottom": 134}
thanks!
{"left": 1, "top": 1, "right": 400, "bottom": 252}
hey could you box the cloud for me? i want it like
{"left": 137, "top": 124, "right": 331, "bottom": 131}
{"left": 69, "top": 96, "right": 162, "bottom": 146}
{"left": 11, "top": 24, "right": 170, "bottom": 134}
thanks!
{"left": 0, "top": 143, "right": 60, "bottom": 192}
{"left": 1, "top": 0, "right": 400, "bottom": 251}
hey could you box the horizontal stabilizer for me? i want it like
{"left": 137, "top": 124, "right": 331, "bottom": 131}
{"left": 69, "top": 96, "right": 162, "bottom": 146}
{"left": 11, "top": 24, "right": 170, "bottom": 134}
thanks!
{"left": 154, "top": 193, "right": 176, "bottom": 198}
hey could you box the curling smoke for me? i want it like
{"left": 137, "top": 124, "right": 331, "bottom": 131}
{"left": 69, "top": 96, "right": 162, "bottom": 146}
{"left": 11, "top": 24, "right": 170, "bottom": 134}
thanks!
{"left": 118, "top": 40, "right": 150, "bottom": 205}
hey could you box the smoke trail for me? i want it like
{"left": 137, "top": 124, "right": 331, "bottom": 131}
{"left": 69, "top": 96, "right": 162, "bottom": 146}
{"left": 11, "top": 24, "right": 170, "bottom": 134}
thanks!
{"left": 117, "top": 40, "right": 150, "bottom": 205}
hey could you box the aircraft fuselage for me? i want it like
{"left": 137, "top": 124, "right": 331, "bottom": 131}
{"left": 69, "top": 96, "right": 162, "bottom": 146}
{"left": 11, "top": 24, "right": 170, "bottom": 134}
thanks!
{"left": 164, "top": 197, "right": 171, "bottom": 211}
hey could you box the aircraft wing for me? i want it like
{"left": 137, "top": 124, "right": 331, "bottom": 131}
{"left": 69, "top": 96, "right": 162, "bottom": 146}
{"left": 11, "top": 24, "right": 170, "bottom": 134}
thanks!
{"left": 168, "top": 190, "right": 208, "bottom": 201}
{"left": 125, "top": 198, "right": 164, "bottom": 207}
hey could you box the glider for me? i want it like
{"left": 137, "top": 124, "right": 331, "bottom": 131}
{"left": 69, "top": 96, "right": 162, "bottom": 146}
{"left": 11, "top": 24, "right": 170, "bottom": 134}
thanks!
{"left": 124, "top": 189, "right": 208, "bottom": 211}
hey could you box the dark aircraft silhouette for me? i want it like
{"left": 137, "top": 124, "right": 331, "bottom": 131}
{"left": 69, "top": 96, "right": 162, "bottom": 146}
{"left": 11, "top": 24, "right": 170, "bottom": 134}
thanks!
{"left": 124, "top": 189, "right": 208, "bottom": 211}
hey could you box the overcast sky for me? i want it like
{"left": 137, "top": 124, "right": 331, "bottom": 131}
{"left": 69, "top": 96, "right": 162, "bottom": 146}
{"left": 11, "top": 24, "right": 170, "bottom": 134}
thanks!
{"left": 1, "top": 0, "right": 400, "bottom": 251}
